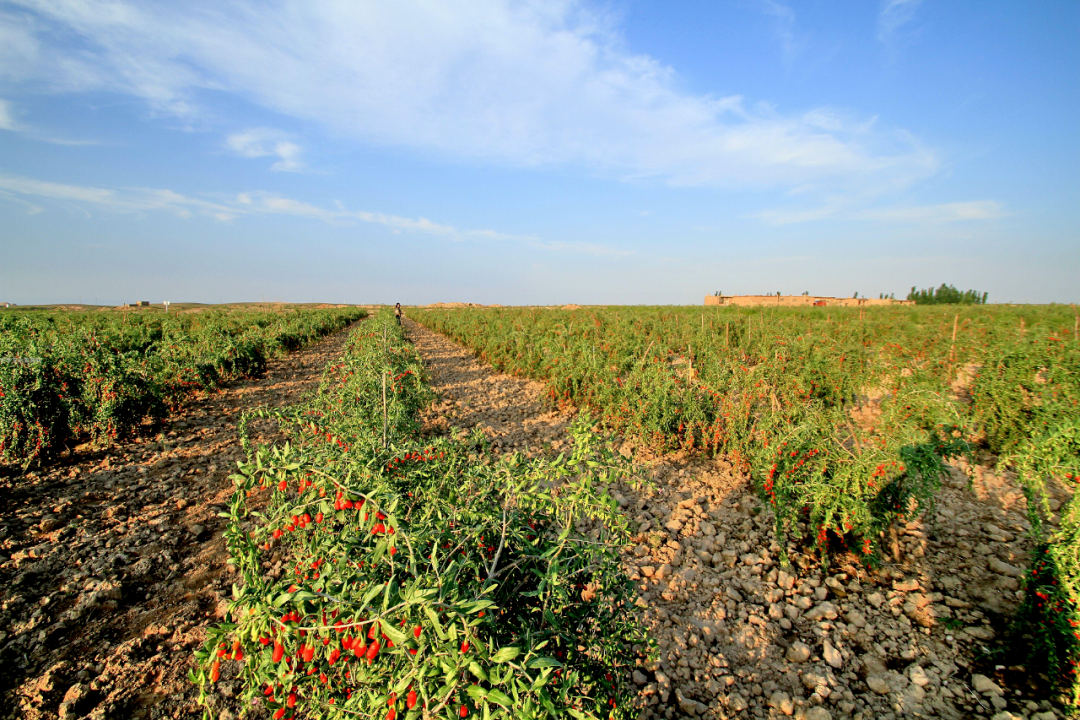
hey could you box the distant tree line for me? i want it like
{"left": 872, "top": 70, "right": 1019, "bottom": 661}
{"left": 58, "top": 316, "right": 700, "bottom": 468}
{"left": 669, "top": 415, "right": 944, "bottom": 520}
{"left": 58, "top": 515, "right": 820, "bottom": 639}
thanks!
{"left": 907, "top": 284, "right": 988, "bottom": 305}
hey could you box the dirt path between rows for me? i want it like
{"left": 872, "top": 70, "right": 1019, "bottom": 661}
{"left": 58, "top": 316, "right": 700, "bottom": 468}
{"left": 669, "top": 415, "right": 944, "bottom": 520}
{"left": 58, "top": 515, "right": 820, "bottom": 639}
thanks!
{"left": 405, "top": 318, "right": 1060, "bottom": 720}
{"left": 0, "top": 324, "right": 357, "bottom": 720}
{"left": 407, "top": 318, "right": 575, "bottom": 455}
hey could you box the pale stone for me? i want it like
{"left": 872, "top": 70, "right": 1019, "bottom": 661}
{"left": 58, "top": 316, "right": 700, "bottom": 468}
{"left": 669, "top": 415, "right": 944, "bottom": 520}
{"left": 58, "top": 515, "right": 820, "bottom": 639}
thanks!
{"left": 988, "top": 558, "right": 1024, "bottom": 578}
{"left": 823, "top": 640, "right": 843, "bottom": 669}
{"left": 802, "top": 671, "right": 827, "bottom": 690}
{"left": 908, "top": 665, "right": 929, "bottom": 686}
{"left": 972, "top": 674, "right": 1004, "bottom": 696}
{"left": 786, "top": 641, "right": 811, "bottom": 663}
{"left": 805, "top": 601, "right": 839, "bottom": 621}
{"left": 866, "top": 675, "right": 890, "bottom": 694}
{"left": 768, "top": 691, "right": 795, "bottom": 716}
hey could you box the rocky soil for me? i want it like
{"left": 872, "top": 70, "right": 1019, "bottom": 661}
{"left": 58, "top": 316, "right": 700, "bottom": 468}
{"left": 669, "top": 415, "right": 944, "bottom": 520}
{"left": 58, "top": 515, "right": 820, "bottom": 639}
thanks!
{"left": 405, "top": 318, "right": 1064, "bottom": 720}
{"left": 0, "top": 325, "right": 357, "bottom": 720}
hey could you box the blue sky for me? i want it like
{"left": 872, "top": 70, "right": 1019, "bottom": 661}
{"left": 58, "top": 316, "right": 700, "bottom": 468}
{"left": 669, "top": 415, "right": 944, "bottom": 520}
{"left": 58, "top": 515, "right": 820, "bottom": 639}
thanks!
{"left": 0, "top": 0, "right": 1077, "bottom": 305}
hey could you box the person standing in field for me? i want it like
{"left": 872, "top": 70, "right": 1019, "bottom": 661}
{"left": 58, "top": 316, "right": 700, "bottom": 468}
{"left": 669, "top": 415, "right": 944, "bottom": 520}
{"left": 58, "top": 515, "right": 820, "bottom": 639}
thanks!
{"left": 394, "top": 303, "right": 402, "bottom": 325}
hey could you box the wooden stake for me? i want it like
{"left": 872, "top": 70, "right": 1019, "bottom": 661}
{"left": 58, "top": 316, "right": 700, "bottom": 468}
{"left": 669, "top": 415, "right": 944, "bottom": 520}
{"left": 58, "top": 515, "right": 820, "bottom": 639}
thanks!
{"left": 1020, "top": 317, "right": 1026, "bottom": 336}
{"left": 382, "top": 370, "right": 388, "bottom": 448}
{"left": 725, "top": 322, "right": 730, "bottom": 347}
{"left": 638, "top": 340, "right": 654, "bottom": 372}
{"left": 1073, "top": 304, "right": 1078, "bottom": 342}
{"left": 949, "top": 313, "right": 958, "bottom": 364}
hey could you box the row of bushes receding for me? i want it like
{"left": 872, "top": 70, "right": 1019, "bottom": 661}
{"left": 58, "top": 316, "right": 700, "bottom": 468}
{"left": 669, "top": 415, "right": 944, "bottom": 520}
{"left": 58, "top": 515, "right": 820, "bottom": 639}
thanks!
{"left": 0, "top": 307, "right": 365, "bottom": 465}
{"left": 409, "top": 304, "right": 1080, "bottom": 707}
{"left": 193, "top": 310, "right": 652, "bottom": 719}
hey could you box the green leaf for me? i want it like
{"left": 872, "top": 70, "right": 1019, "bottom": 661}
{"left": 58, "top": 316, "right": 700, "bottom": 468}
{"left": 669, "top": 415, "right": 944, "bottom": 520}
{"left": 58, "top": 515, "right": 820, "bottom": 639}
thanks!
{"left": 466, "top": 685, "right": 488, "bottom": 702}
{"left": 424, "top": 606, "right": 446, "bottom": 640}
{"left": 468, "top": 661, "right": 489, "bottom": 682}
{"left": 490, "top": 646, "right": 520, "bottom": 664}
{"left": 392, "top": 672, "right": 415, "bottom": 695}
{"left": 381, "top": 621, "right": 407, "bottom": 647}
{"left": 292, "top": 590, "right": 317, "bottom": 604}
{"left": 567, "top": 709, "right": 598, "bottom": 720}
{"left": 525, "top": 657, "right": 561, "bottom": 669}
{"left": 486, "top": 689, "right": 513, "bottom": 708}
{"left": 362, "top": 582, "right": 384, "bottom": 606}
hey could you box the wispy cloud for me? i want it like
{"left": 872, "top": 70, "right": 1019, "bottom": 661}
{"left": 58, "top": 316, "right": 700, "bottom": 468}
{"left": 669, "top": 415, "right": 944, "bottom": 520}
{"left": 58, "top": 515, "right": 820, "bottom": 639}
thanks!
{"left": 755, "top": 0, "right": 802, "bottom": 60}
{"left": 878, "top": 0, "right": 924, "bottom": 45}
{"left": 0, "top": 172, "right": 585, "bottom": 248}
{"left": 0, "top": 0, "right": 937, "bottom": 195}
{"left": 226, "top": 128, "right": 304, "bottom": 172}
{"left": 753, "top": 199, "right": 1007, "bottom": 225}
{"left": 0, "top": 98, "right": 20, "bottom": 130}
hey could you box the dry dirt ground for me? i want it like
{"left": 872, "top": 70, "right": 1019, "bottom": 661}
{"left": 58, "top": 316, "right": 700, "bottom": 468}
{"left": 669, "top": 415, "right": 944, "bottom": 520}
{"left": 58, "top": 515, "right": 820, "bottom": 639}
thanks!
{"left": 404, "top": 318, "right": 1062, "bottom": 720}
{"left": 0, "top": 325, "right": 357, "bottom": 720}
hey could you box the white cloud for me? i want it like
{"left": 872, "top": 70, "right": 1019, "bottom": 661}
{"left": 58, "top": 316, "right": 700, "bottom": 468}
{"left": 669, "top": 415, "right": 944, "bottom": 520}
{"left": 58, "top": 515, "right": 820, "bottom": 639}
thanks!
{"left": 0, "top": 98, "right": 19, "bottom": 130}
{"left": 0, "top": 0, "right": 937, "bottom": 193}
{"left": 0, "top": 171, "right": 577, "bottom": 247}
{"left": 226, "top": 129, "right": 304, "bottom": 172}
{"left": 878, "top": 0, "right": 924, "bottom": 44}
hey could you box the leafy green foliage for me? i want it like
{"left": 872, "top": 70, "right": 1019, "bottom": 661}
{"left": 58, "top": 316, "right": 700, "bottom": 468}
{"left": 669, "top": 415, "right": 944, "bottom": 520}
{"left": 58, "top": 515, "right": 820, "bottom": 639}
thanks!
{"left": 970, "top": 334, "right": 1080, "bottom": 455}
{"left": 1006, "top": 421, "right": 1080, "bottom": 707}
{"left": 411, "top": 302, "right": 1080, "bottom": 700}
{"left": 410, "top": 305, "right": 993, "bottom": 561}
{"left": 906, "top": 284, "right": 988, "bottom": 305}
{"left": 193, "top": 311, "right": 652, "bottom": 720}
{"left": 0, "top": 307, "right": 365, "bottom": 464}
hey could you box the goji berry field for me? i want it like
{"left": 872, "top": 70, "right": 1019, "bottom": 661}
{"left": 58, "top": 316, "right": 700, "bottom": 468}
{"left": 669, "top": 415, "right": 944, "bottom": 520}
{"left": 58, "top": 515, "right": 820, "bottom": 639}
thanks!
{"left": 410, "top": 303, "right": 1080, "bottom": 710}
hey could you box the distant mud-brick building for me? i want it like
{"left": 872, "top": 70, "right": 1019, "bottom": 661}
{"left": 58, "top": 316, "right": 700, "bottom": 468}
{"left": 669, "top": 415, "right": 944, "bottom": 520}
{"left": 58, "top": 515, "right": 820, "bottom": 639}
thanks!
{"left": 704, "top": 295, "right": 913, "bottom": 308}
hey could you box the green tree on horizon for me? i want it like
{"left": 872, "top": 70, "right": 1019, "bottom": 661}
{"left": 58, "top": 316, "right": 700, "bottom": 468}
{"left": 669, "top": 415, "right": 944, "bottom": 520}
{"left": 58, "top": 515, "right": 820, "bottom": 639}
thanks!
{"left": 907, "top": 284, "right": 988, "bottom": 305}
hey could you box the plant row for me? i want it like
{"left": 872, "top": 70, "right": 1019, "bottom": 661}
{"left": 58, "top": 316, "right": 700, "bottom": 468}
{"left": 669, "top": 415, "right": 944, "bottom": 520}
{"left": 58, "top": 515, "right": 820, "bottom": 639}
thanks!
{"left": 408, "top": 306, "right": 1019, "bottom": 553}
{"left": 409, "top": 304, "right": 1080, "bottom": 702}
{"left": 193, "top": 310, "right": 652, "bottom": 720}
{"left": 0, "top": 306, "right": 365, "bottom": 465}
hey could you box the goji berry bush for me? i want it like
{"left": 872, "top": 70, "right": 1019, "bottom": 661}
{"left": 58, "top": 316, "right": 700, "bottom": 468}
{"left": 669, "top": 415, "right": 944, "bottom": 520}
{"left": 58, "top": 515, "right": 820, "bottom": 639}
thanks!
{"left": 192, "top": 311, "right": 653, "bottom": 719}
{"left": 410, "top": 303, "right": 1080, "bottom": 706}
{"left": 0, "top": 306, "right": 365, "bottom": 465}
{"left": 409, "top": 305, "right": 995, "bottom": 559}
{"left": 1006, "top": 421, "right": 1080, "bottom": 706}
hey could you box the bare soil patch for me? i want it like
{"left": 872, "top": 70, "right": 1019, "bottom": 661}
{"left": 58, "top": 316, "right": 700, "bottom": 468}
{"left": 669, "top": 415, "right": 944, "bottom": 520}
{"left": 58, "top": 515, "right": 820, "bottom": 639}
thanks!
{"left": 0, "top": 326, "right": 356, "bottom": 720}
{"left": 407, "top": 318, "right": 575, "bottom": 455}
{"left": 405, "top": 319, "right": 1059, "bottom": 720}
